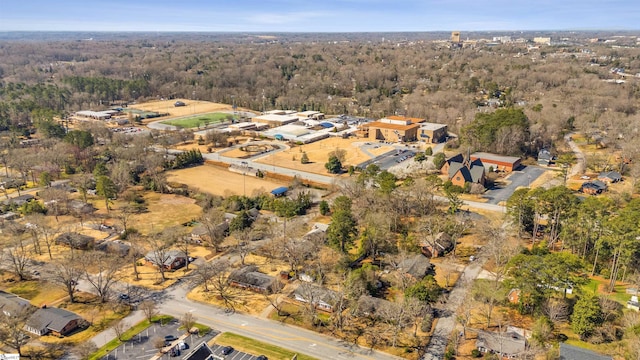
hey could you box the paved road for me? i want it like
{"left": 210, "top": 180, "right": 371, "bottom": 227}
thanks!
{"left": 565, "top": 132, "right": 586, "bottom": 177}
{"left": 422, "top": 259, "right": 486, "bottom": 360}
{"left": 158, "top": 284, "right": 400, "bottom": 360}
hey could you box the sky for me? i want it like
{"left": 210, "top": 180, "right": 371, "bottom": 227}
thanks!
{"left": 1, "top": 0, "right": 639, "bottom": 32}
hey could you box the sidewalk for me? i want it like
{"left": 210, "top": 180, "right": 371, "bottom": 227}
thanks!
{"left": 90, "top": 309, "right": 147, "bottom": 348}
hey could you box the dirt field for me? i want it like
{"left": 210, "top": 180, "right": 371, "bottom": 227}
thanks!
{"left": 255, "top": 137, "right": 393, "bottom": 175}
{"left": 130, "top": 99, "right": 233, "bottom": 122}
{"left": 167, "top": 164, "right": 287, "bottom": 197}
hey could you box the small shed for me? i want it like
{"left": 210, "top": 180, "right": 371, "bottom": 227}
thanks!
{"left": 270, "top": 186, "right": 288, "bottom": 197}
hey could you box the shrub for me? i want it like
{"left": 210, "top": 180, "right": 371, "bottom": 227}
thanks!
{"left": 425, "top": 147, "right": 433, "bottom": 156}
{"left": 471, "top": 349, "right": 482, "bottom": 358}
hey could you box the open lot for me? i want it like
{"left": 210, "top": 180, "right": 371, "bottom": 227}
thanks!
{"left": 130, "top": 99, "right": 232, "bottom": 121}
{"left": 167, "top": 164, "right": 287, "bottom": 197}
{"left": 255, "top": 137, "right": 392, "bottom": 175}
{"left": 161, "top": 112, "right": 236, "bottom": 129}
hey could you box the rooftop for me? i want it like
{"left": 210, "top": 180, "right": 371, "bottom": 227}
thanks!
{"left": 385, "top": 115, "right": 426, "bottom": 123}
{"left": 420, "top": 122, "right": 448, "bottom": 131}
{"left": 365, "top": 121, "right": 420, "bottom": 131}
{"left": 471, "top": 152, "right": 521, "bottom": 164}
{"left": 559, "top": 343, "right": 612, "bottom": 360}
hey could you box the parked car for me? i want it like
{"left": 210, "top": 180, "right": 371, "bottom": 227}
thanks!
{"left": 178, "top": 342, "right": 188, "bottom": 350}
{"left": 256, "top": 356, "right": 268, "bottom": 360}
{"left": 164, "top": 335, "right": 177, "bottom": 345}
{"left": 221, "top": 346, "right": 234, "bottom": 355}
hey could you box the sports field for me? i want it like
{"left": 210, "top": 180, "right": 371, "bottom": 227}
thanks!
{"left": 160, "top": 112, "right": 235, "bottom": 128}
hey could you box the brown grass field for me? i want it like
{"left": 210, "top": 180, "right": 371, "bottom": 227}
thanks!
{"left": 255, "top": 138, "right": 394, "bottom": 175}
{"left": 166, "top": 164, "right": 287, "bottom": 197}
{"left": 130, "top": 99, "right": 234, "bottom": 122}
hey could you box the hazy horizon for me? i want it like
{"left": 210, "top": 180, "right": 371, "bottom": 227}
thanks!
{"left": 2, "top": 0, "right": 639, "bottom": 33}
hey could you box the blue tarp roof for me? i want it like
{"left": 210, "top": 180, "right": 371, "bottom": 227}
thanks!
{"left": 319, "top": 122, "right": 334, "bottom": 128}
{"left": 271, "top": 187, "right": 288, "bottom": 196}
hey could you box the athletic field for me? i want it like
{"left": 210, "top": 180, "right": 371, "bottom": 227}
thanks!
{"left": 160, "top": 113, "right": 235, "bottom": 128}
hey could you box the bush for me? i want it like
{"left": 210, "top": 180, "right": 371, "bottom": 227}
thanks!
{"left": 425, "top": 147, "right": 433, "bottom": 156}
{"left": 471, "top": 349, "right": 482, "bottom": 358}
{"left": 301, "top": 152, "right": 310, "bottom": 164}
{"left": 433, "top": 152, "right": 446, "bottom": 169}
{"left": 319, "top": 200, "right": 330, "bottom": 215}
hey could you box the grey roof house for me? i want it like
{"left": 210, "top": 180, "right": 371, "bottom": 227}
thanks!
{"left": 55, "top": 232, "right": 95, "bottom": 250}
{"left": 228, "top": 265, "right": 279, "bottom": 294}
{"left": 25, "top": 307, "right": 83, "bottom": 336}
{"left": 0, "top": 290, "right": 32, "bottom": 316}
{"left": 291, "top": 285, "right": 342, "bottom": 312}
{"left": 476, "top": 329, "right": 526, "bottom": 359}
{"left": 397, "top": 254, "right": 433, "bottom": 280}
{"left": 145, "top": 250, "right": 187, "bottom": 270}
{"left": 598, "top": 171, "right": 622, "bottom": 183}
{"left": 559, "top": 343, "right": 612, "bottom": 360}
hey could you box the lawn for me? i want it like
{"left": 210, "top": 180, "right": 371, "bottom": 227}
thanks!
{"left": 214, "top": 332, "right": 318, "bottom": 360}
{"left": 161, "top": 113, "right": 235, "bottom": 128}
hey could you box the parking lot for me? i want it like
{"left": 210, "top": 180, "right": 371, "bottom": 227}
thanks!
{"left": 102, "top": 319, "right": 217, "bottom": 360}
{"left": 210, "top": 344, "right": 265, "bottom": 360}
{"left": 358, "top": 146, "right": 416, "bottom": 170}
{"left": 483, "top": 166, "right": 547, "bottom": 204}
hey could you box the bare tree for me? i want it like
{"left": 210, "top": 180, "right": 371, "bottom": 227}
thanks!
{"left": 113, "top": 319, "right": 127, "bottom": 341}
{"left": 74, "top": 342, "right": 98, "bottom": 360}
{"left": 210, "top": 270, "right": 243, "bottom": 313}
{"left": 48, "top": 252, "right": 84, "bottom": 303}
{"left": 0, "top": 306, "right": 36, "bottom": 356}
{"left": 140, "top": 300, "right": 159, "bottom": 323}
{"left": 81, "top": 252, "right": 122, "bottom": 303}
{"left": 199, "top": 207, "right": 227, "bottom": 252}
{"left": 4, "top": 237, "right": 32, "bottom": 281}
{"left": 193, "top": 259, "right": 227, "bottom": 292}
{"left": 180, "top": 312, "right": 197, "bottom": 332}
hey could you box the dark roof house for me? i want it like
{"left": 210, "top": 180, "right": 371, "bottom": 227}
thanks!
{"left": 144, "top": 250, "right": 187, "bottom": 270}
{"left": 55, "top": 232, "right": 95, "bottom": 250}
{"left": 580, "top": 180, "right": 607, "bottom": 195}
{"left": 356, "top": 295, "right": 395, "bottom": 319}
{"left": 183, "top": 342, "right": 215, "bottom": 360}
{"left": 397, "top": 254, "right": 433, "bottom": 280}
{"left": 559, "top": 343, "right": 612, "bottom": 360}
{"left": 96, "top": 240, "right": 131, "bottom": 256}
{"left": 421, "top": 232, "right": 454, "bottom": 258}
{"left": 228, "top": 265, "right": 279, "bottom": 294}
{"left": 25, "top": 307, "right": 83, "bottom": 336}
{"left": 3, "top": 194, "right": 35, "bottom": 207}
{"left": 598, "top": 171, "right": 622, "bottom": 183}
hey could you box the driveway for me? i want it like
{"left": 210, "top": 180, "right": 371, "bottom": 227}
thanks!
{"left": 482, "top": 166, "right": 546, "bottom": 205}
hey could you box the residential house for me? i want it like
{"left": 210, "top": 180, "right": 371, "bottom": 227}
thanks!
{"left": 25, "top": 306, "right": 83, "bottom": 337}
{"left": 537, "top": 149, "right": 553, "bottom": 166}
{"left": 55, "top": 232, "right": 95, "bottom": 250}
{"left": 228, "top": 265, "right": 279, "bottom": 294}
{"left": 559, "top": 343, "right": 612, "bottom": 360}
{"left": 0, "top": 211, "right": 19, "bottom": 222}
{"left": 303, "top": 222, "right": 330, "bottom": 243}
{"left": 470, "top": 152, "right": 522, "bottom": 172}
{"left": 96, "top": 240, "right": 131, "bottom": 257}
{"left": 356, "top": 295, "right": 395, "bottom": 319}
{"left": 291, "top": 285, "right": 342, "bottom": 312}
{"left": 580, "top": 180, "right": 607, "bottom": 195}
{"left": 0, "top": 290, "right": 31, "bottom": 316}
{"left": 397, "top": 254, "right": 433, "bottom": 280}
{"left": 190, "top": 214, "right": 235, "bottom": 243}
{"left": 421, "top": 232, "right": 454, "bottom": 258}
{"left": 476, "top": 329, "right": 527, "bottom": 359}
{"left": 442, "top": 153, "right": 486, "bottom": 188}
{"left": 145, "top": 250, "right": 187, "bottom": 270}
{"left": 598, "top": 171, "right": 622, "bottom": 184}
{"left": 183, "top": 342, "right": 215, "bottom": 360}
{"left": 2, "top": 194, "right": 35, "bottom": 207}
{"left": 67, "top": 200, "right": 95, "bottom": 216}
